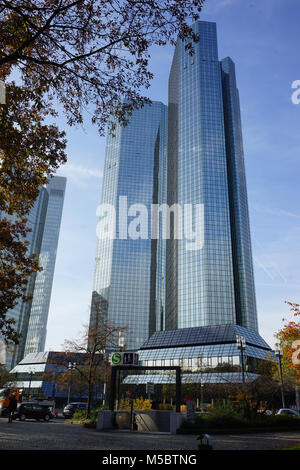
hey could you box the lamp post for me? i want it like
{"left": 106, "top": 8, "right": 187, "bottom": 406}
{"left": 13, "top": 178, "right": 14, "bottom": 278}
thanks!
{"left": 28, "top": 369, "right": 35, "bottom": 400}
{"left": 117, "top": 331, "right": 125, "bottom": 408}
{"left": 200, "top": 381, "right": 204, "bottom": 411}
{"left": 67, "top": 362, "right": 76, "bottom": 404}
{"left": 236, "top": 334, "right": 246, "bottom": 384}
{"left": 275, "top": 348, "right": 286, "bottom": 409}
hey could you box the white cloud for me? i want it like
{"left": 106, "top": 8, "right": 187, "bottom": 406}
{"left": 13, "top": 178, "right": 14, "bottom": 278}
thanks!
{"left": 253, "top": 255, "right": 287, "bottom": 283}
{"left": 252, "top": 203, "right": 300, "bottom": 220}
{"left": 57, "top": 163, "right": 103, "bottom": 181}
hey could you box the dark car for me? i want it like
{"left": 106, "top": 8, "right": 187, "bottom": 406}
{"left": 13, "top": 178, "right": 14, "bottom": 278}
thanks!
{"left": 63, "top": 402, "right": 87, "bottom": 418}
{"left": 13, "top": 402, "right": 53, "bottom": 422}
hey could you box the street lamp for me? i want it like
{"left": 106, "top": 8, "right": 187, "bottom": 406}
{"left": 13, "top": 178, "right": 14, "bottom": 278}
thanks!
{"left": 28, "top": 370, "right": 34, "bottom": 396}
{"left": 116, "top": 331, "right": 125, "bottom": 408}
{"left": 67, "top": 362, "right": 76, "bottom": 404}
{"left": 236, "top": 334, "right": 246, "bottom": 384}
{"left": 200, "top": 380, "right": 204, "bottom": 411}
{"left": 275, "top": 348, "right": 286, "bottom": 409}
{"left": 28, "top": 369, "right": 35, "bottom": 400}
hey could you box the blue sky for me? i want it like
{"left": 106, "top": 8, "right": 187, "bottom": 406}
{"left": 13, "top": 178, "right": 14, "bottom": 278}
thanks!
{"left": 45, "top": 0, "right": 300, "bottom": 351}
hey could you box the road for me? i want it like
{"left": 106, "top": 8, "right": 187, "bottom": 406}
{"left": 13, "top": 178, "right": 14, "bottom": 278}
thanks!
{"left": 0, "top": 417, "right": 300, "bottom": 451}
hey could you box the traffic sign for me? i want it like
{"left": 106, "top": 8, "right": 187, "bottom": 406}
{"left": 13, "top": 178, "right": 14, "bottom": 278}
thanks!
{"left": 123, "top": 352, "right": 139, "bottom": 365}
{"left": 146, "top": 382, "right": 154, "bottom": 395}
{"left": 110, "top": 352, "right": 122, "bottom": 365}
{"left": 109, "top": 351, "right": 139, "bottom": 366}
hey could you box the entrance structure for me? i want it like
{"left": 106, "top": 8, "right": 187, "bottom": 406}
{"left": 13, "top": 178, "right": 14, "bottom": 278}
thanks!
{"left": 132, "top": 324, "right": 276, "bottom": 385}
{"left": 109, "top": 365, "right": 182, "bottom": 412}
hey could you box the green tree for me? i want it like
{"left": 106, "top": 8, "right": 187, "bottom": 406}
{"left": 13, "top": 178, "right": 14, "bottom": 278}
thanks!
{"left": 0, "top": 83, "right": 67, "bottom": 344}
{"left": 0, "top": 0, "right": 205, "bottom": 344}
{"left": 63, "top": 317, "right": 126, "bottom": 418}
{"left": 274, "top": 301, "right": 300, "bottom": 384}
{"left": 0, "top": 364, "right": 10, "bottom": 387}
{"left": 0, "top": 0, "right": 205, "bottom": 134}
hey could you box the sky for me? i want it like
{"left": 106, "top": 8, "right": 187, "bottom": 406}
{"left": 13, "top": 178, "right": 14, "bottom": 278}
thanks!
{"left": 44, "top": 0, "right": 300, "bottom": 351}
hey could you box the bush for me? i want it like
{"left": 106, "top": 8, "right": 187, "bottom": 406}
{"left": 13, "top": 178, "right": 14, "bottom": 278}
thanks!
{"left": 179, "top": 400, "right": 300, "bottom": 432}
{"left": 119, "top": 396, "right": 152, "bottom": 411}
{"left": 195, "top": 400, "right": 248, "bottom": 429}
{"left": 158, "top": 403, "right": 173, "bottom": 410}
{"left": 258, "top": 413, "right": 300, "bottom": 428}
{"left": 72, "top": 408, "right": 100, "bottom": 425}
{"left": 72, "top": 409, "right": 86, "bottom": 421}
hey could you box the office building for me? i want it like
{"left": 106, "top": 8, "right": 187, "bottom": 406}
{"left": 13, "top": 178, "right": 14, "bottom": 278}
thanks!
{"left": 24, "top": 176, "right": 66, "bottom": 357}
{"left": 3, "top": 176, "right": 66, "bottom": 370}
{"left": 91, "top": 21, "right": 273, "bottom": 382}
{"left": 8, "top": 351, "right": 102, "bottom": 404}
{"left": 166, "top": 21, "right": 257, "bottom": 331}
{"left": 90, "top": 102, "right": 167, "bottom": 350}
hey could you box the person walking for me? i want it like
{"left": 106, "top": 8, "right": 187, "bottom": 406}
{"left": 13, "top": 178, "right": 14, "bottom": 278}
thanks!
{"left": 7, "top": 393, "right": 18, "bottom": 423}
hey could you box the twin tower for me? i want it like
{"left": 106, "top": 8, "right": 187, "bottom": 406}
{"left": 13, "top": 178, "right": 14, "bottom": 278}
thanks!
{"left": 89, "top": 21, "right": 261, "bottom": 358}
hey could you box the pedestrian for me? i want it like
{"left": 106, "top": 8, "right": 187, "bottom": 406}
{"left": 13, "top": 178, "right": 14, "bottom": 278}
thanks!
{"left": 7, "top": 393, "right": 18, "bottom": 423}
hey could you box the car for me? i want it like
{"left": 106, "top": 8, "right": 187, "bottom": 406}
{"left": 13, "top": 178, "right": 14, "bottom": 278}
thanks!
{"left": 63, "top": 402, "right": 87, "bottom": 418}
{"left": 13, "top": 402, "right": 53, "bottom": 422}
{"left": 276, "top": 408, "right": 300, "bottom": 417}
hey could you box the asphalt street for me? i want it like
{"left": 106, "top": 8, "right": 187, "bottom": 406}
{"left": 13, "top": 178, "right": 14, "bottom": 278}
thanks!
{"left": 0, "top": 417, "right": 300, "bottom": 451}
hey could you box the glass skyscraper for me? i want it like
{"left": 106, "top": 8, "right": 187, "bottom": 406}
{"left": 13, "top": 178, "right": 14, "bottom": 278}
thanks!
{"left": 90, "top": 102, "right": 167, "bottom": 350}
{"left": 24, "top": 176, "right": 66, "bottom": 357}
{"left": 221, "top": 56, "right": 258, "bottom": 331}
{"left": 166, "top": 21, "right": 258, "bottom": 332}
{"left": 3, "top": 176, "right": 66, "bottom": 369}
{"left": 90, "top": 21, "right": 267, "bottom": 380}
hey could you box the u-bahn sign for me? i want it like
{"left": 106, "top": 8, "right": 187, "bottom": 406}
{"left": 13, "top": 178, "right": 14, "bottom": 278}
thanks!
{"left": 110, "top": 352, "right": 139, "bottom": 366}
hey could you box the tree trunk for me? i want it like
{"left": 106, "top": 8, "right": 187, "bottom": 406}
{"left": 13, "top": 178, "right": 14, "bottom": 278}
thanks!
{"left": 86, "top": 348, "right": 96, "bottom": 419}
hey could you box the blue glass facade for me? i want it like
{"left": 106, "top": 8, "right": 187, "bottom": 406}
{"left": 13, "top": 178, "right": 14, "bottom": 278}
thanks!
{"left": 167, "top": 21, "right": 237, "bottom": 330}
{"left": 132, "top": 22, "right": 265, "bottom": 384}
{"left": 124, "top": 372, "right": 260, "bottom": 385}
{"left": 91, "top": 102, "right": 168, "bottom": 350}
{"left": 24, "top": 176, "right": 66, "bottom": 356}
{"left": 128, "top": 324, "right": 275, "bottom": 385}
{"left": 90, "top": 21, "right": 260, "bottom": 368}
{"left": 9, "top": 351, "right": 102, "bottom": 400}
{"left": 221, "top": 57, "right": 258, "bottom": 331}
{"left": 2, "top": 186, "right": 48, "bottom": 370}
{"left": 3, "top": 176, "right": 66, "bottom": 370}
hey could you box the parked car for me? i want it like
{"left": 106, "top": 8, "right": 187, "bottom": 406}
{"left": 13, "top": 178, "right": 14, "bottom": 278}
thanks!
{"left": 13, "top": 402, "right": 53, "bottom": 422}
{"left": 276, "top": 408, "right": 300, "bottom": 417}
{"left": 63, "top": 402, "right": 87, "bottom": 418}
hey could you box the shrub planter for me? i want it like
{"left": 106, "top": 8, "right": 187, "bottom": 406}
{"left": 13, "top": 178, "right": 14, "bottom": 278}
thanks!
{"left": 115, "top": 411, "right": 131, "bottom": 429}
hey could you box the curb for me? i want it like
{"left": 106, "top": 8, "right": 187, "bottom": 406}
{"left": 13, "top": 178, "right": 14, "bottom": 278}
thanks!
{"left": 178, "top": 426, "right": 300, "bottom": 435}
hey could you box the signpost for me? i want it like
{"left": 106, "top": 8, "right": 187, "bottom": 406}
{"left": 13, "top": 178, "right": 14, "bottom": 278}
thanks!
{"left": 110, "top": 352, "right": 123, "bottom": 366}
{"left": 236, "top": 334, "right": 246, "bottom": 383}
{"left": 186, "top": 400, "right": 196, "bottom": 421}
{"left": 110, "top": 352, "right": 139, "bottom": 366}
{"left": 146, "top": 382, "right": 154, "bottom": 398}
{"left": 109, "top": 352, "right": 139, "bottom": 409}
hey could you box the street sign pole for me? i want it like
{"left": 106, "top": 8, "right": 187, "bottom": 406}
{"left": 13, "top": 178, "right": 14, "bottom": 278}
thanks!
{"left": 109, "top": 366, "right": 117, "bottom": 411}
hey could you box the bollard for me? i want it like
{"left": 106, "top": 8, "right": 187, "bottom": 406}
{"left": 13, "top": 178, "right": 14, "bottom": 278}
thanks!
{"left": 197, "top": 433, "right": 213, "bottom": 451}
